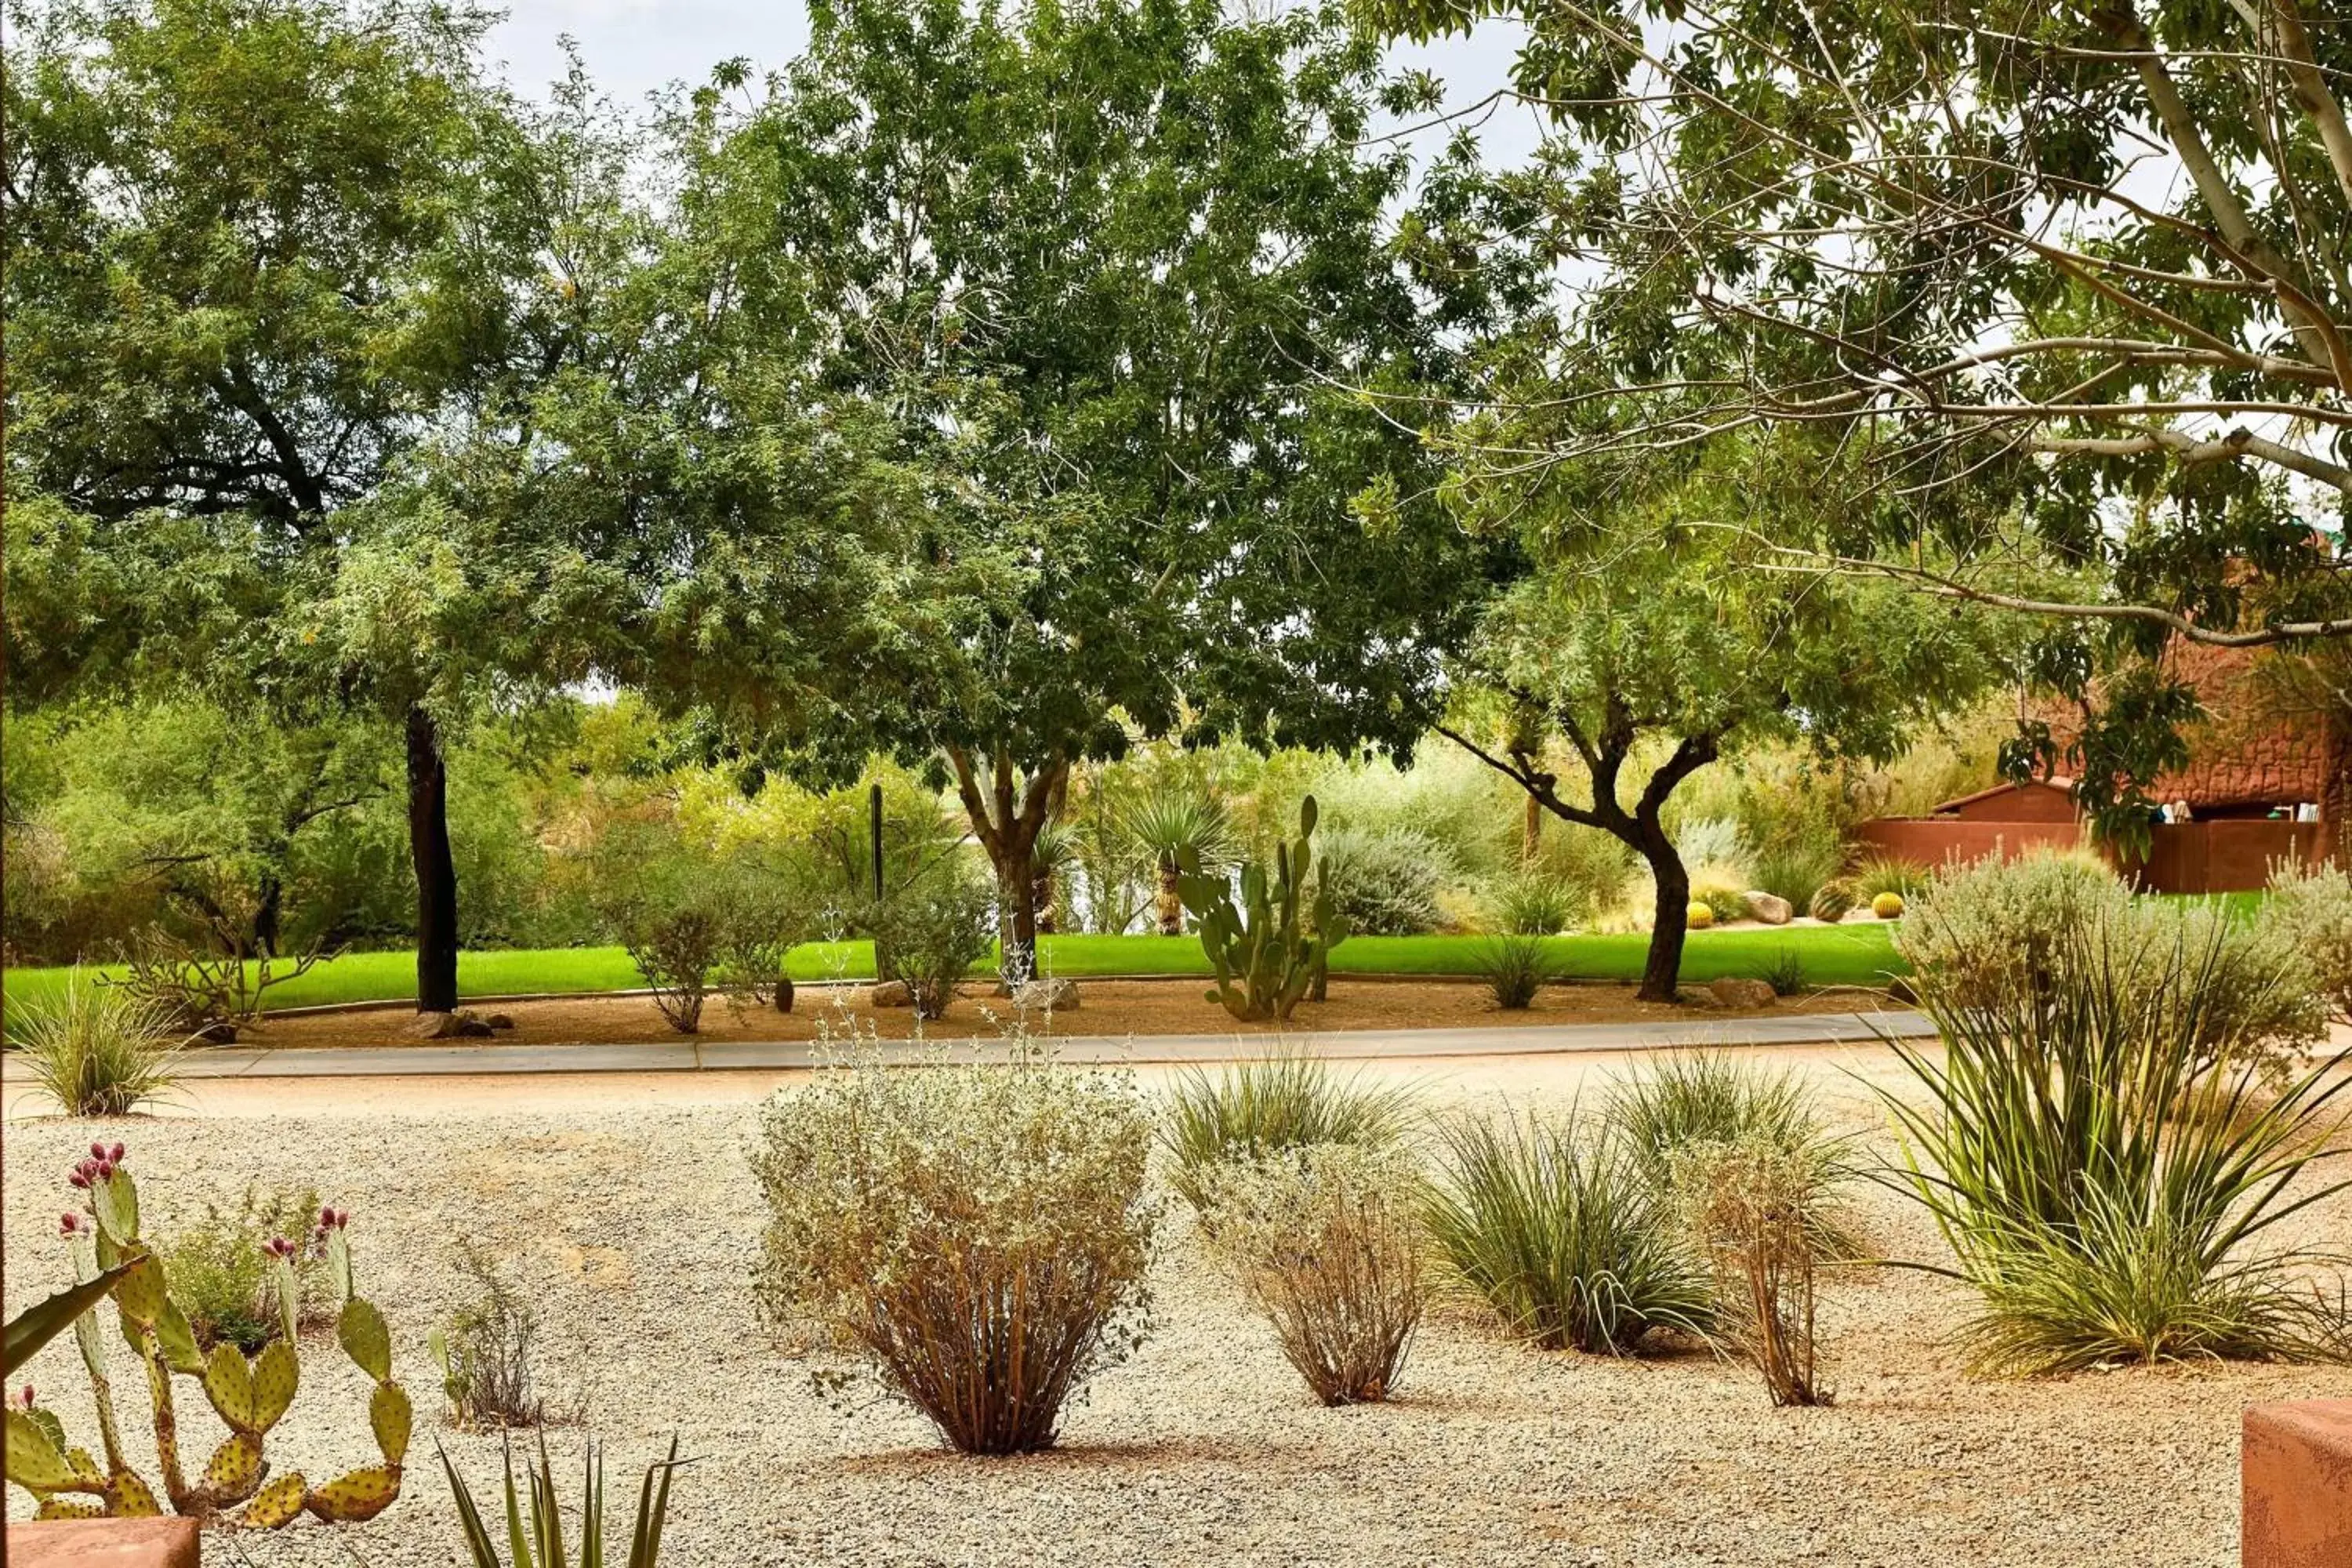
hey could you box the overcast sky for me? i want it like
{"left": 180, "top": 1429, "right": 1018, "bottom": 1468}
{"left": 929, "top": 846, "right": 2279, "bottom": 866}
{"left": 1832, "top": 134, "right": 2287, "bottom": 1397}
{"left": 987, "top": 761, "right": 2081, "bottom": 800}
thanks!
{"left": 484, "top": 0, "right": 1546, "bottom": 166}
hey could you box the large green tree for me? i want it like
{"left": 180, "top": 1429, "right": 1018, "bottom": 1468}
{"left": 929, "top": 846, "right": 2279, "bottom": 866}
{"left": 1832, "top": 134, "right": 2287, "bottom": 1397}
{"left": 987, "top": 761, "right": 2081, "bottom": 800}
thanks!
{"left": 1367, "top": 0, "right": 2352, "bottom": 832}
{"left": 663, "top": 0, "right": 1523, "bottom": 978}
{"left": 2, "top": 0, "right": 560, "bottom": 1010}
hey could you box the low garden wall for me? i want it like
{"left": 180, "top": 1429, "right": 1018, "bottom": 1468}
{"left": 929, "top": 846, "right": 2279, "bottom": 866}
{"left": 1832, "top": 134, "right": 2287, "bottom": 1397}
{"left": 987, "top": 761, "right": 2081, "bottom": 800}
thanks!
{"left": 1850, "top": 818, "right": 2088, "bottom": 869}
{"left": 2244, "top": 1399, "right": 2352, "bottom": 1567}
{"left": 1854, "top": 817, "right": 2336, "bottom": 894}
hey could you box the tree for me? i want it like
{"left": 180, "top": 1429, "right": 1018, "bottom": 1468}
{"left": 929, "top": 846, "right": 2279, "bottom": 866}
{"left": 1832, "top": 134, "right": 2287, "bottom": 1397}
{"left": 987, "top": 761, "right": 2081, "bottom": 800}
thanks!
{"left": 1436, "top": 438, "right": 2004, "bottom": 1000}
{"left": 2, "top": 0, "right": 558, "bottom": 1010}
{"left": 667, "top": 0, "right": 1514, "bottom": 980}
{"left": 1366, "top": 0, "right": 2352, "bottom": 831}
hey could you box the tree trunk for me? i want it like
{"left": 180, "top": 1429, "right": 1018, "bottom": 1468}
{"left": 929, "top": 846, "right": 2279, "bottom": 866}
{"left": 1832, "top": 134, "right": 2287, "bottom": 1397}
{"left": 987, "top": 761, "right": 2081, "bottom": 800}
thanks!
{"left": 406, "top": 704, "right": 459, "bottom": 1013}
{"left": 996, "top": 848, "right": 1041, "bottom": 985}
{"left": 1636, "top": 829, "right": 1691, "bottom": 1004}
{"left": 1154, "top": 855, "right": 1184, "bottom": 935}
{"left": 946, "top": 746, "right": 1067, "bottom": 989}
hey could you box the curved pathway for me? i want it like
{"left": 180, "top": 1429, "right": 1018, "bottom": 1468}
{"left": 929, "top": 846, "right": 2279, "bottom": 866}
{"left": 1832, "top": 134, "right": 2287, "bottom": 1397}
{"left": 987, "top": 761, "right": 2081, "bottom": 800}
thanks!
{"left": 3, "top": 1009, "right": 1935, "bottom": 1080}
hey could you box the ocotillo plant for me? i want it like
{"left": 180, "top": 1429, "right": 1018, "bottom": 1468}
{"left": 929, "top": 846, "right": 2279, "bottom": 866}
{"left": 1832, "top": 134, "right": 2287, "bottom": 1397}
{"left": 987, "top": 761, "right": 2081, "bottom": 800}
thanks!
{"left": 4, "top": 1145, "right": 412, "bottom": 1527}
{"left": 1176, "top": 796, "right": 1349, "bottom": 1022}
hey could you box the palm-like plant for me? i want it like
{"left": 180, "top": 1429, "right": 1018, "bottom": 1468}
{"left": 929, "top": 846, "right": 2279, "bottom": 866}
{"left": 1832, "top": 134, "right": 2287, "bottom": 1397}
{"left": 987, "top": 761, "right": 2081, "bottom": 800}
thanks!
{"left": 1121, "top": 790, "right": 1237, "bottom": 935}
{"left": 1879, "top": 914, "right": 2352, "bottom": 1374}
{"left": 441, "top": 1435, "right": 683, "bottom": 1568}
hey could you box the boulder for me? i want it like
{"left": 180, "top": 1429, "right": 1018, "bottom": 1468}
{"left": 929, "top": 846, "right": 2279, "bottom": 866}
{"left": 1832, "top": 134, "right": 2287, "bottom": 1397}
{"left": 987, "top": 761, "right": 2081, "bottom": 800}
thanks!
{"left": 481, "top": 1013, "right": 516, "bottom": 1031}
{"left": 1708, "top": 976, "right": 1779, "bottom": 1010}
{"left": 1012, "top": 978, "right": 1080, "bottom": 1011}
{"left": 1745, "top": 891, "right": 1794, "bottom": 926}
{"left": 869, "top": 979, "right": 913, "bottom": 1008}
{"left": 1675, "top": 985, "right": 1727, "bottom": 1009}
{"left": 191, "top": 1020, "right": 239, "bottom": 1045}
{"left": 403, "top": 1010, "right": 495, "bottom": 1040}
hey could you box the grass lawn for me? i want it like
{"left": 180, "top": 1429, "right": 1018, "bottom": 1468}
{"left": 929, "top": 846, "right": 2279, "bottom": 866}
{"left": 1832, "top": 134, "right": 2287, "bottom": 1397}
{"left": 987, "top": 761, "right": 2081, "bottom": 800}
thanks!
{"left": 2, "top": 923, "right": 1907, "bottom": 1022}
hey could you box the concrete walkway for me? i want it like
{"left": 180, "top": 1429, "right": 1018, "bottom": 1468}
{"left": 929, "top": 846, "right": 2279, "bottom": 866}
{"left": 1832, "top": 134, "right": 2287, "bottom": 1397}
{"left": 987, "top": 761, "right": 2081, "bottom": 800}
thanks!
{"left": 1, "top": 1010, "right": 1936, "bottom": 1080}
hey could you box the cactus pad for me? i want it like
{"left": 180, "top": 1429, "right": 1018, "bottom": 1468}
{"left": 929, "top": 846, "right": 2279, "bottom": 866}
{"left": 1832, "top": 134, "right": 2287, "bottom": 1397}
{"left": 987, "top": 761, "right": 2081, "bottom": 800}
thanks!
{"left": 252, "top": 1339, "right": 300, "bottom": 1432}
{"left": 64, "top": 1447, "right": 103, "bottom": 1488}
{"left": 369, "top": 1381, "right": 413, "bottom": 1466}
{"left": 35, "top": 1497, "right": 107, "bottom": 1520}
{"left": 92, "top": 1171, "right": 140, "bottom": 1245}
{"left": 154, "top": 1298, "right": 204, "bottom": 1375}
{"left": 337, "top": 1298, "right": 392, "bottom": 1382}
{"left": 244, "top": 1471, "right": 308, "bottom": 1529}
{"left": 303, "top": 1463, "right": 401, "bottom": 1523}
{"left": 103, "top": 1468, "right": 162, "bottom": 1517}
{"left": 201, "top": 1432, "right": 265, "bottom": 1497}
{"left": 7, "top": 1409, "right": 78, "bottom": 1493}
{"left": 203, "top": 1343, "right": 257, "bottom": 1431}
{"left": 112, "top": 1255, "right": 166, "bottom": 1327}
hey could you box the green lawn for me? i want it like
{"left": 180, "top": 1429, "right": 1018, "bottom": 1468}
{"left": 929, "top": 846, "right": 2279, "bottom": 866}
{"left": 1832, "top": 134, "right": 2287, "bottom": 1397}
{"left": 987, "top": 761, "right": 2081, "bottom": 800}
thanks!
{"left": 2, "top": 923, "right": 1909, "bottom": 1022}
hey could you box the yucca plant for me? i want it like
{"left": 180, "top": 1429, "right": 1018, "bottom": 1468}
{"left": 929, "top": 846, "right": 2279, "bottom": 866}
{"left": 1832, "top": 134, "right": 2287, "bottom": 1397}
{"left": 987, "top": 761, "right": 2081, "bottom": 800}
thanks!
{"left": 441, "top": 1435, "right": 682, "bottom": 1568}
{"left": 1879, "top": 913, "right": 2352, "bottom": 1375}
{"left": 1424, "top": 1109, "right": 1711, "bottom": 1353}
{"left": 1163, "top": 1051, "right": 1417, "bottom": 1213}
{"left": 1122, "top": 790, "right": 1237, "bottom": 935}
{"left": 10, "top": 971, "right": 185, "bottom": 1116}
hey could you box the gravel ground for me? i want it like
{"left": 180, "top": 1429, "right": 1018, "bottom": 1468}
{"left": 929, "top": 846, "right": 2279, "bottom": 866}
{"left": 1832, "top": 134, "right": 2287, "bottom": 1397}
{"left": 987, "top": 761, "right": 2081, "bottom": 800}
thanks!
{"left": 6, "top": 1047, "right": 2349, "bottom": 1567}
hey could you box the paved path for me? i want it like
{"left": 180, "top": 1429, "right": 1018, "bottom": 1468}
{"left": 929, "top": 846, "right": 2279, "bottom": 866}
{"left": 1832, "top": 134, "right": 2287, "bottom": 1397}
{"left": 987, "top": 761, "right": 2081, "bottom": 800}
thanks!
{"left": 1, "top": 1010, "right": 1936, "bottom": 1080}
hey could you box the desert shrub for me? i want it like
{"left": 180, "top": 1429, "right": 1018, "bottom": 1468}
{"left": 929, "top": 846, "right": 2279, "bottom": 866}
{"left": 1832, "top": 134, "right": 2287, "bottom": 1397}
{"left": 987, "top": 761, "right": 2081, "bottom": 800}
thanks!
{"left": 1610, "top": 1053, "right": 1858, "bottom": 1259}
{"left": 1668, "top": 1138, "right": 1832, "bottom": 1406}
{"left": 1196, "top": 1144, "right": 1428, "bottom": 1405}
{"left": 115, "top": 920, "right": 326, "bottom": 1032}
{"left": 1484, "top": 871, "right": 1584, "bottom": 936}
{"left": 10, "top": 972, "right": 183, "bottom": 1116}
{"left": 1751, "top": 944, "right": 1806, "bottom": 998}
{"left": 1896, "top": 851, "right": 2131, "bottom": 1011}
{"left": 1528, "top": 825, "right": 1637, "bottom": 917}
{"left": 162, "top": 1186, "right": 328, "bottom": 1353}
{"left": 868, "top": 869, "right": 996, "bottom": 1018}
{"left": 1849, "top": 854, "right": 1928, "bottom": 901}
{"left": 753, "top": 1047, "right": 1159, "bottom": 1454}
{"left": 1425, "top": 1110, "right": 1711, "bottom": 1353}
{"left": 1807, "top": 881, "right": 1855, "bottom": 923}
{"left": 1671, "top": 816, "right": 1750, "bottom": 877}
{"left": 592, "top": 824, "right": 797, "bottom": 1034}
{"left": 1751, "top": 842, "right": 1843, "bottom": 913}
{"left": 1477, "top": 936, "right": 1555, "bottom": 1009}
{"left": 430, "top": 1242, "right": 549, "bottom": 1429}
{"left": 2264, "top": 858, "right": 2352, "bottom": 1025}
{"left": 1122, "top": 789, "right": 1238, "bottom": 935}
{"left": 1163, "top": 1052, "right": 1416, "bottom": 1213}
{"left": 1314, "top": 824, "right": 1446, "bottom": 935}
{"left": 1689, "top": 881, "right": 1752, "bottom": 924}
{"left": 1881, "top": 919, "right": 2352, "bottom": 1374}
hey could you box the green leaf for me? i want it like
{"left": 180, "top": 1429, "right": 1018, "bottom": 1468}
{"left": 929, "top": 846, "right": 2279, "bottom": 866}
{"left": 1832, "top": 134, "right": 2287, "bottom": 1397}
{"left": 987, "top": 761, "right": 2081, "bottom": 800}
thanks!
{"left": 4, "top": 1265, "right": 129, "bottom": 1377}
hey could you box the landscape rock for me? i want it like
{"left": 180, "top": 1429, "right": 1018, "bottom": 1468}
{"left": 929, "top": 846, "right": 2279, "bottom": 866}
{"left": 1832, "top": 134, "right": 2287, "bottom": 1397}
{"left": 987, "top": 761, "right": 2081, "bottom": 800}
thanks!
{"left": 191, "top": 1020, "right": 239, "bottom": 1045}
{"left": 1745, "top": 891, "right": 1794, "bottom": 926}
{"left": 869, "top": 980, "right": 913, "bottom": 1007}
{"left": 403, "top": 1010, "right": 495, "bottom": 1040}
{"left": 482, "top": 1013, "right": 516, "bottom": 1030}
{"left": 1708, "top": 976, "right": 1779, "bottom": 1009}
{"left": 1012, "top": 978, "right": 1080, "bottom": 1011}
{"left": 1675, "top": 985, "right": 1728, "bottom": 1009}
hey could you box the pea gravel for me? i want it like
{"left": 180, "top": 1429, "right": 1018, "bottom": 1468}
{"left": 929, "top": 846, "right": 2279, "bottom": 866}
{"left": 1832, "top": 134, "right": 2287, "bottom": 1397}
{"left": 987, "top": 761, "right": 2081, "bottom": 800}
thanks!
{"left": 5, "top": 1049, "right": 2347, "bottom": 1567}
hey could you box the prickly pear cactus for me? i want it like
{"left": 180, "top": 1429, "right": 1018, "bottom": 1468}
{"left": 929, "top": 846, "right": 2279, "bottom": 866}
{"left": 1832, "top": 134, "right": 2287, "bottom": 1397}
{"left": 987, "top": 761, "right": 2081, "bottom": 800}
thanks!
{"left": 1176, "top": 794, "right": 1348, "bottom": 1022}
{"left": 4, "top": 1149, "right": 409, "bottom": 1533}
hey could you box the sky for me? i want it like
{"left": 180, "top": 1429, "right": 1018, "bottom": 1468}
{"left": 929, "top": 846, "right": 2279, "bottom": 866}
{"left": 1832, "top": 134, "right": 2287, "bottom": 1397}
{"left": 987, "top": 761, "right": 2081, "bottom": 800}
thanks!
{"left": 483, "top": 0, "right": 1547, "bottom": 166}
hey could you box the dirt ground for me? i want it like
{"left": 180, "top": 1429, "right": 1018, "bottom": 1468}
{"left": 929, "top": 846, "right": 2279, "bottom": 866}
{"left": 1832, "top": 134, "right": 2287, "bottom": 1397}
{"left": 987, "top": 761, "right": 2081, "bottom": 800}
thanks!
{"left": 241, "top": 977, "right": 1898, "bottom": 1051}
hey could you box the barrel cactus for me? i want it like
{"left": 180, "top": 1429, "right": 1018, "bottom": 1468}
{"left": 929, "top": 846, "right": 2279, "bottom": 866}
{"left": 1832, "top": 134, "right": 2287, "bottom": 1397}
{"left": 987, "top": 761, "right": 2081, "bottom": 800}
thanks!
{"left": 4, "top": 1146, "right": 410, "bottom": 1529}
{"left": 1807, "top": 882, "right": 1855, "bottom": 924}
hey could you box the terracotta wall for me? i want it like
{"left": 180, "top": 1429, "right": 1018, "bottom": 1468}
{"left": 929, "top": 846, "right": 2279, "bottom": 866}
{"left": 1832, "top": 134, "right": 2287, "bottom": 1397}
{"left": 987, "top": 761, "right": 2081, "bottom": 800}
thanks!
{"left": 2125, "top": 820, "right": 2336, "bottom": 895}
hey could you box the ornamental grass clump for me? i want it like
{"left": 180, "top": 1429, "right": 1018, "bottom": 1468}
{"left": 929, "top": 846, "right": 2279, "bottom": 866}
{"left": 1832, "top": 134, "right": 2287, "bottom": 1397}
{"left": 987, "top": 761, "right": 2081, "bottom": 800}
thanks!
{"left": 1668, "top": 1138, "right": 1832, "bottom": 1406}
{"left": 1881, "top": 915, "right": 2352, "bottom": 1375}
{"left": 1610, "top": 1052, "right": 1860, "bottom": 1260}
{"left": 1424, "top": 1110, "right": 1710, "bottom": 1354}
{"left": 1475, "top": 935, "right": 1555, "bottom": 1009}
{"left": 9, "top": 972, "right": 183, "bottom": 1116}
{"left": 1196, "top": 1144, "right": 1428, "bottom": 1406}
{"left": 752, "top": 1047, "right": 1159, "bottom": 1454}
{"left": 1162, "top": 1051, "right": 1417, "bottom": 1214}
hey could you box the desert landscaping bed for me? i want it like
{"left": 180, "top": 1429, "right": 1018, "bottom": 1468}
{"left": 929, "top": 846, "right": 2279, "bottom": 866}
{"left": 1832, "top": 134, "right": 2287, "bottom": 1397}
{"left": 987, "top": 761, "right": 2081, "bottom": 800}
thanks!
{"left": 8, "top": 1047, "right": 2344, "bottom": 1567}
{"left": 205, "top": 978, "right": 1899, "bottom": 1053}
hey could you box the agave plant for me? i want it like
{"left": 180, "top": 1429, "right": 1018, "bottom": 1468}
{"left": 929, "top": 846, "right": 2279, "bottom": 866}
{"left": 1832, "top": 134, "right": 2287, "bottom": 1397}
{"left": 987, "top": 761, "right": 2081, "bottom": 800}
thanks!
{"left": 1121, "top": 790, "right": 1236, "bottom": 935}
{"left": 441, "top": 1434, "right": 683, "bottom": 1568}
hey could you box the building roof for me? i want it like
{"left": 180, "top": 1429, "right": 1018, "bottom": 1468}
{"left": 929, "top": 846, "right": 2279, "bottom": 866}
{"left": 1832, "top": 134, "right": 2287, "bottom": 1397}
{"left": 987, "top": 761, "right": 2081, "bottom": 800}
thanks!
{"left": 1930, "top": 777, "right": 2076, "bottom": 815}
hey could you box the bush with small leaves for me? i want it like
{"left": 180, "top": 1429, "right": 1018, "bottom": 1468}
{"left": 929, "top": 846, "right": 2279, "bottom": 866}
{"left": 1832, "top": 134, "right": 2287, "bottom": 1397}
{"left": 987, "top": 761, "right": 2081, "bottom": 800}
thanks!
{"left": 753, "top": 1044, "right": 1158, "bottom": 1454}
{"left": 1895, "top": 851, "right": 2130, "bottom": 1012}
{"left": 591, "top": 825, "right": 800, "bottom": 1035}
{"left": 2263, "top": 858, "right": 2352, "bottom": 1025}
{"left": 1313, "top": 824, "right": 1446, "bottom": 936}
{"left": 160, "top": 1188, "right": 327, "bottom": 1355}
{"left": 1689, "top": 882, "right": 1751, "bottom": 924}
{"left": 1196, "top": 1144, "right": 1428, "bottom": 1406}
{"left": 1668, "top": 1138, "right": 1833, "bottom": 1406}
{"left": 867, "top": 870, "right": 996, "bottom": 1018}
{"left": 428, "top": 1243, "right": 546, "bottom": 1430}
